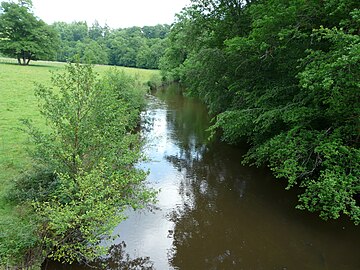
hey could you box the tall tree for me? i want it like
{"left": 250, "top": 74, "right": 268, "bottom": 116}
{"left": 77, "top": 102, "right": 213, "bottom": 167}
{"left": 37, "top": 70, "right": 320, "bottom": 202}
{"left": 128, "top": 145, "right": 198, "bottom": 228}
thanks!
{"left": 0, "top": 0, "right": 58, "bottom": 65}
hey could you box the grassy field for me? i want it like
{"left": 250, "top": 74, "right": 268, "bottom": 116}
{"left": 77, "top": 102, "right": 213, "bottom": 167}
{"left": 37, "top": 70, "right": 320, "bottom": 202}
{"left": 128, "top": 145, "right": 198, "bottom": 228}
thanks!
{"left": 0, "top": 58, "right": 160, "bottom": 214}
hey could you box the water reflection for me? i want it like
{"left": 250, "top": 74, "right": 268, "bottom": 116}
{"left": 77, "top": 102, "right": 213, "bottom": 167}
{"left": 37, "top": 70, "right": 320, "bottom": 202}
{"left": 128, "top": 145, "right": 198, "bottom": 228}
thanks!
{"left": 46, "top": 84, "right": 360, "bottom": 269}
{"left": 42, "top": 242, "right": 154, "bottom": 269}
{"left": 155, "top": 85, "right": 360, "bottom": 270}
{"left": 102, "top": 242, "right": 154, "bottom": 270}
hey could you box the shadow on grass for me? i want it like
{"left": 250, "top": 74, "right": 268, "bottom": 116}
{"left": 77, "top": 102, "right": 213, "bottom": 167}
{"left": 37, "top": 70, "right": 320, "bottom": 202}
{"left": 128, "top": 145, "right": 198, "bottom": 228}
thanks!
{"left": 0, "top": 59, "right": 64, "bottom": 69}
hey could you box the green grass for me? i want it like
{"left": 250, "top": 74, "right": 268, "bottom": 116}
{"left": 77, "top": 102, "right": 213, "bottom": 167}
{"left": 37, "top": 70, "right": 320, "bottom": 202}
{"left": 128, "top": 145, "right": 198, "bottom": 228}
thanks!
{"left": 0, "top": 58, "right": 160, "bottom": 214}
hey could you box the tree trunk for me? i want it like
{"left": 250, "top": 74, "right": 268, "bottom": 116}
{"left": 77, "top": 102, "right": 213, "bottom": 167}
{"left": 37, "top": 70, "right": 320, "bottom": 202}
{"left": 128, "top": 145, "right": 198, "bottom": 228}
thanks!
{"left": 22, "top": 50, "right": 26, "bottom": 65}
{"left": 17, "top": 57, "right": 21, "bottom": 65}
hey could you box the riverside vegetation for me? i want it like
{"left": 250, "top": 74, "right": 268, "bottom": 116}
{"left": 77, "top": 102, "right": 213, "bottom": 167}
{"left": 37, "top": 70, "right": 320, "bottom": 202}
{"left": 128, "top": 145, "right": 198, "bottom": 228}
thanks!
{"left": 1, "top": 0, "right": 359, "bottom": 268}
{"left": 0, "top": 61, "right": 160, "bottom": 269}
{"left": 160, "top": 0, "right": 360, "bottom": 224}
{"left": 0, "top": 2, "right": 160, "bottom": 268}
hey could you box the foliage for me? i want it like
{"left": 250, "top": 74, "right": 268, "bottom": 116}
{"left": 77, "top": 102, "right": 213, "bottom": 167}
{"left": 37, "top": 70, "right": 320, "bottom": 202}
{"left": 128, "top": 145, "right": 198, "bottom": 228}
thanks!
{"left": 1, "top": 63, "right": 156, "bottom": 268}
{"left": 0, "top": 0, "right": 59, "bottom": 65}
{"left": 51, "top": 22, "right": 170, "bottom": 69}
{"left": 1, "top": 5, "right": 170, "bottom": 68}
{"left": 162, "top": 0, "right": 360, "bottom": 223}
{"left": 0, "top": 207, "right": 42, "bottom": 269}
{"left": 34, "top": 161, "right": 153, "bottom": 263}
{"left": 0, "top": 60, "right": 159, "bottom": 267}
{"left": 21, "top": 64, "right": 147, "bottom": 174}
{"left": 98, "top": 68, "right": 147, "bottom": 114}
{"left": 0, "top": 60, "right": 158, "bottom": 192}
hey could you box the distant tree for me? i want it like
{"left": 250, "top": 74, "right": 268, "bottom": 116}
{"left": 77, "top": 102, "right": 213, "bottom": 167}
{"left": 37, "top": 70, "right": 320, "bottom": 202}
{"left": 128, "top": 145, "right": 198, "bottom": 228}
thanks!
{"left": 142, "top": 24, "right": 170, "bottom": 39}
{"left": 50, "top": 21, "right": 170, "bottom": 69}
{"left": 89, "top": 20, "right": 105, "bottom": 40}
{"left": 68, "top": 21, "right": 88, "bottom": 41}
{"left": 137, "top": 39, "right": 168, "bottom": 69}
{"left": 0, "top": 0, "right": 58, "bottom": 65}
{"left": 81, "top": 39, "right": 109, "bottom": 64}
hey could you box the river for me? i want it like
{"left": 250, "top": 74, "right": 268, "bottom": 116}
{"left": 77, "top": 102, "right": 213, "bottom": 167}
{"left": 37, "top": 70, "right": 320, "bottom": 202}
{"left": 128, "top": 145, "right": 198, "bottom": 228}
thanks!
{"left": 43, "top": 84, "right": 360, "bottom": 270}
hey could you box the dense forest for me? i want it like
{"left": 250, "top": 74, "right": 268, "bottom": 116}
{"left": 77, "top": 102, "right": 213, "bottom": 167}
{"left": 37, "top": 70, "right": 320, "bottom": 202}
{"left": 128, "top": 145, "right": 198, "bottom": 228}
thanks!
{"left": 160, "top": 0, "right": 360, "bottom": 223}
{"left": 51, "top": 21, "right": 170, "bottom": 69}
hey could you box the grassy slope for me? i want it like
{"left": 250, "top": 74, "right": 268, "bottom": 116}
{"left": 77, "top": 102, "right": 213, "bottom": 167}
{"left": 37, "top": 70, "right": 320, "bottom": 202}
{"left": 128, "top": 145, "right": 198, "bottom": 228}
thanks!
{"left": 0, "top": 58, "right": 159, "bottom": 214}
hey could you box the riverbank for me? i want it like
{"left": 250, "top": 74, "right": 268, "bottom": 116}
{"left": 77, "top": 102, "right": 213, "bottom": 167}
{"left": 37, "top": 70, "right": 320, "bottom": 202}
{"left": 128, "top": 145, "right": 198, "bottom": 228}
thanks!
{"left": 0, "top": 59, "right": 159, "bottom": 190}
{"left": 49, "top": 84, "right": 360, "bottom": 269}
{"left": 0, "top": 59, "right": 160, "bottom": 268}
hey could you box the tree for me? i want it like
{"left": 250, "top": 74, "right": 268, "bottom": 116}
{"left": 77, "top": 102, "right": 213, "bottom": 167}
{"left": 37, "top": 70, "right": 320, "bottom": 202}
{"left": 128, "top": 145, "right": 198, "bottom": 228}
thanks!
{"left": 162, "top": 0, "right": 360, "bottom": 223}
{"left": 4, "top": 64, "right": 156, "bottom": 267}
{"left": 51, "top": 21, "right": 170, "bottom": 69}
{"left": 137, "top": 39, "right": 168, "bottom": 69}
{"left": 142, "top": 24, "right": 170, "bottom": 39}
{"left": 0, "top": 0, "right": 58, "bottom": 65}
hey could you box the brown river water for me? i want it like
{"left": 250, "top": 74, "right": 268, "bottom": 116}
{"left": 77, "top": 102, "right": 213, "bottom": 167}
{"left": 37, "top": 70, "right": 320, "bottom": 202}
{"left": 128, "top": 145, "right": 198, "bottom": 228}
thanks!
{"left": 43, "top": 84, "right": 359, "bottom": 270}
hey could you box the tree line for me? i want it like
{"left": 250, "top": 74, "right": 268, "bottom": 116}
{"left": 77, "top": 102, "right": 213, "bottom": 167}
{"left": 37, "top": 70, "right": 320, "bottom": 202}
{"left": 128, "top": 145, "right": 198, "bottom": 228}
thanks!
{"left": 52, "top": 21, "right": 170, "bottom": 69}
{"left": 0, "top": 0, "right": 170, "bottom": 69}
{"left": 161, "top": 0, "right": 360, "bottom": 224}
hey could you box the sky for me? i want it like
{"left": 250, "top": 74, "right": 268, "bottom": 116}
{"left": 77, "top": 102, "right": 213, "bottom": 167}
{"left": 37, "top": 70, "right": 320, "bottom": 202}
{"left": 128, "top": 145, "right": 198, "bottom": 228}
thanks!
{"left": 31, "top": 0, "right": 191, "bottom": 29}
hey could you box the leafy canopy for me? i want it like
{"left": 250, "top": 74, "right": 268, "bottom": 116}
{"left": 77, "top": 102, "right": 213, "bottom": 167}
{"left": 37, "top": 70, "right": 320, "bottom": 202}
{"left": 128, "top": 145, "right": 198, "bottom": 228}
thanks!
{"left": 161, "top": 0, "right": 360, "bottom": 223}
{"left": 0, "top": 0, "right": 58, "bottom": 64}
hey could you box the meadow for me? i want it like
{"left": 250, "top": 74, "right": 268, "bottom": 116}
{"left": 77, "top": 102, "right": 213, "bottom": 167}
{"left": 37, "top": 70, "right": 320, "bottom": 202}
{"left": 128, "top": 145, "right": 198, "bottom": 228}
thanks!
{"left": 0, "top": 58, "right": 160, "bottom": 215}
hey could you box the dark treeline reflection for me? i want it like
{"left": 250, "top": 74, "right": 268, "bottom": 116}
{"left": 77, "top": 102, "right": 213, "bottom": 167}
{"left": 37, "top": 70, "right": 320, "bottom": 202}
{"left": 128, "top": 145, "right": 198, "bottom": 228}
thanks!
{"left": 155, "top": 84, "right": 210, "bottom": 149}
{"left": 42, "top": 242, "right": 154, "bottom": 270}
